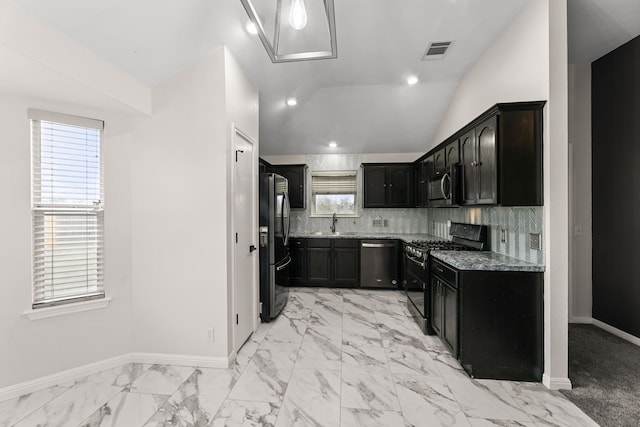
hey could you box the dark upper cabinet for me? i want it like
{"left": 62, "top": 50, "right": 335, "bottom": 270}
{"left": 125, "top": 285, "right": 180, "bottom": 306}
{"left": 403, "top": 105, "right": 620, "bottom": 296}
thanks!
{"left": 362, "top": 163, "right": 414, "bottom": 208}
{"left": 259, "top": 157, "right": 272, "bottom": 174}
{"left": 270, "top": 164, "right": 307, "bottom": 209}
{"left": 445, "top": 140, "right": 460, "bottom": 166}
{"left": 433, "top": 148, "right": 446, "bottom": 174}
{"left": 457, "top": 102, "right": 543, "bottom": 206}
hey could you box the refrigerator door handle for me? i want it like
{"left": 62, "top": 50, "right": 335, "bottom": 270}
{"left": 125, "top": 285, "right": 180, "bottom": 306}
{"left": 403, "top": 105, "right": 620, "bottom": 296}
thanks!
{"left": 276, "top": 255, "right": 292, "bottom": 271}
{"left": 282, "top": 192, "right": 291, "bottom": 247}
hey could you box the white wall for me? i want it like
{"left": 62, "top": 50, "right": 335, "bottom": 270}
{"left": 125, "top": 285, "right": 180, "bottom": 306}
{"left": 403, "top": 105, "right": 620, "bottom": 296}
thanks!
{"left": 430, "top": 0, "right": 550, "bottom": 149}
{"left": 130, "top": 49, "right": 230, "bottom": 359}
{"left": 0, "top": 95, "right": 134, "bottom": 388}
{"left": 130, "top": 48, "right": 259, "bottom": 360}
{"left": 568, "top": 63, "right": 592, "bottom": 320}
{"left": 223, "top": 48, "right": 260, "bottom": 349}
{"left": 428, "top": 0, "right": 572, "bottom": 389}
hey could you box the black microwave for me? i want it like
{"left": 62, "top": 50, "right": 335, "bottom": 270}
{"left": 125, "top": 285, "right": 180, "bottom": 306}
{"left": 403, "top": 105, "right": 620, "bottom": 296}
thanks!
{"left": 427, "top": 164, "right": 460, "bottom": 206}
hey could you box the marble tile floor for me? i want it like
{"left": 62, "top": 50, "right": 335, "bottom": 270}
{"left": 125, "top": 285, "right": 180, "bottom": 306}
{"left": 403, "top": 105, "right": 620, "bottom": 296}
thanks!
{"left": 0, "top": 287, "right": 600, "bottom": 427}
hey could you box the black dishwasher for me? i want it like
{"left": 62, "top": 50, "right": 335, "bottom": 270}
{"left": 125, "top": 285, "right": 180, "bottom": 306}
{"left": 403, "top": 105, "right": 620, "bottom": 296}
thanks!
{"left": 360, "top": 240, "right": 399, "bottom": 288}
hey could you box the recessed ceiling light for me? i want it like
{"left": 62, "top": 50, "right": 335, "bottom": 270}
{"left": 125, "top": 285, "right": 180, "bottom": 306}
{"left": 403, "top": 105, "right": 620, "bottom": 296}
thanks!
{"left": 329, "top": 141, "right": 337, "bottom": 148}
{"left": 286, "top": 97, "right": 298, "bottom": 106}
{"left": 245, "top": 21, "right": 258, "bottom": 35}
{"left": 407, "top": 75, "right": 419, "bottom": 85}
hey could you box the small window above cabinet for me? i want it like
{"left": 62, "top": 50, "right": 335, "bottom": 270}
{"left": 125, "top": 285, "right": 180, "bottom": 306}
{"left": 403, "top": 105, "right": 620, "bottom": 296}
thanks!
{"left": 269, "top": 164, "right": 307, "bottom": 209}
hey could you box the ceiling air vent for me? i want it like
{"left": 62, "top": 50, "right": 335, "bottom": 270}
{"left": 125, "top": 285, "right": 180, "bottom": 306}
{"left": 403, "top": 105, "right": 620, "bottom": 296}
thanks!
{"left": 422, "top": 41, "right": 453, "bottom": 60}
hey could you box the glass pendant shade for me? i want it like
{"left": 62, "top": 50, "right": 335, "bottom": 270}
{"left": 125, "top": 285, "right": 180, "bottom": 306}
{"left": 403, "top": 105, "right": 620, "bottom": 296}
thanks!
{"left": 240, "top": 0, "right": 337, "bottom": 63}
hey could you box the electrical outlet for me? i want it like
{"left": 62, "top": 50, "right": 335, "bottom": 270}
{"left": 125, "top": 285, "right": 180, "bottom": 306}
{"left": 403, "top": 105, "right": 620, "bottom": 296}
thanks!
{"left": 383, "top": 219, "right": 388, "bottom": 227}
{"left": 500, "top": 228, "right": 507, "bottom": 244}
{"left": 530, "top": 233, "right": 542, "bottom": 250}
{"left": 206, "top": 328, "right": 214, "bottom": 342}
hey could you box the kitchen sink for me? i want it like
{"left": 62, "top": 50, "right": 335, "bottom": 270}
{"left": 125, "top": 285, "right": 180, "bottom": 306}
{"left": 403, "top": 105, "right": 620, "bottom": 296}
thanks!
{"left": 310, "top": 231, "right": 358, "bottom": 236}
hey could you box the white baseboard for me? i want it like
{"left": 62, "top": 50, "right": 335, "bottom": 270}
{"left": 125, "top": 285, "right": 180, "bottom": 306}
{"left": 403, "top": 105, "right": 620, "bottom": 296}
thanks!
{"left": 592, "top": 318, "right": 640, "bottom": 347}
{"left": 0, "top": 353, "right": 131, "bottom": 402}
{"left": 0, "top": 352, "right": 233, "bottom": 402}
{"left": 570, "top": 316, "right": 593, "bottom": 324}
{"left": 542, "top": 373, "right": 573, "bottom": 390}
{"left": 131, "top": 352, "right": 231, "bottom": 369}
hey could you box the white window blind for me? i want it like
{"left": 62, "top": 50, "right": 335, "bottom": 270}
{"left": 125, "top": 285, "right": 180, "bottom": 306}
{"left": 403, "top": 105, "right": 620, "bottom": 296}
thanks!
{"left": 311, "top": 171, "right": 357, "bottom": 215}
{"left": 29, "top": 109, "right": 105, "bottom": 308}
{"left": 311, "top": 171, "right": 357, "bottom": 194}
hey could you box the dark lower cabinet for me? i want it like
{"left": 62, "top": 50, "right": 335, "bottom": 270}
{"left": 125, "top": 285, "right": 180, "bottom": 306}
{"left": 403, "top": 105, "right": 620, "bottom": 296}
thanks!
{"left": 291, "top": 238, "right": 360, "bottom": 287}
{"left": 431, "top": 257, "right": 543, "bottom": 381}
{"left": 288, "top": 239, "right": 306, "bottom": 283}
{"left": 306, "top": 239, "right": 332, "bottom": 286}
{"left": 332, "top": 240, "right": 360, "bottom": 287}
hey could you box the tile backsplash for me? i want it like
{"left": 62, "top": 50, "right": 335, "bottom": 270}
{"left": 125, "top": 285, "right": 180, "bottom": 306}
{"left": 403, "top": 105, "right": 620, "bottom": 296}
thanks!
{"left": 285, "top": 153, "right": 544, "bottom": 265}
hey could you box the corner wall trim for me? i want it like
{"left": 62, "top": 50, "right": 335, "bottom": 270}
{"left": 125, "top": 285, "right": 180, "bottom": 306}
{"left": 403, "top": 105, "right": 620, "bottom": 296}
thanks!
{"left": 0, "top": 352, "right": 231, "bottom": 402}
{"left": 130, "top": 353, "right": 231, "bottom": 369}
{"left": 542, "top": 373, "right": 572, "bottom": 390}
{"left": 570, "top": 316, "right": 593, "bottom": 324}
{"left": 0, "top": 353, "right": 131, "bottom": 402}
{"left": 592, "top": 318, "right": 640, "bottom": 347}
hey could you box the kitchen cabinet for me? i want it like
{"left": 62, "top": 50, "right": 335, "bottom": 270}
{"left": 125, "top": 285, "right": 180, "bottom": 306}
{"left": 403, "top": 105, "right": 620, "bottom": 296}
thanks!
{"left": 430, "top": 259, "right": 459, "bottom": 356}
{"left": 288, "top": 239, "right": 306, "bottom": 284}
{"left": 362, "top": 163, "right": 414, "bottom": 208}
{"left": 433, "top": 148, "right": 446, "bottom": 173}
{"left": 413, "top": 156, "right": 430, "bottom": 208}
{"left": 461, "top": 117, "right": 497, "bottom": 205}
{"left": 292, "top": 238, "right": 360, "bottom": 287}
{"left": 259, "top": 157, "right": 272, "bottom": 174}
{"left": 431, "top": 257, "right": 544, "bottom": 381}
{"left": 270, "top": 164, "right": 307, "bottom": 209}
{"left": 433, "top": 101, "right": 544, "bottom": 207}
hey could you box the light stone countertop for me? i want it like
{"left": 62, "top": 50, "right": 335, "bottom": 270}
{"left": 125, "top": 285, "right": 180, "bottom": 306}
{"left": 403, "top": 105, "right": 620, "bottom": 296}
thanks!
{"left": 431, "top": 250, "right": 545, "bottom": 272}
{"left": 289, "top": 232, "right": 439, "bottom": 243}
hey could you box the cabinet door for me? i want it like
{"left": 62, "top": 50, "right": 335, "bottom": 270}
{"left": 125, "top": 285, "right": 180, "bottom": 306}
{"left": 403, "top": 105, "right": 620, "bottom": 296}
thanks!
{"left": 442, "top": 283, "right": 459, "bottom": 356}
{"left": 433, "top": 148, "right": 446, "bottom": 174}
{"left": 307, "top": 247, "right": 332, "bottom": 285}
{"left": 387, "top": 165, "right": 413, "bottom": 207}
{"left": 363, "top": 166, "right": 387, "bottom": 208}
{"left": 476, "top": 117, "right": 498, "bottom": 204}
{"left": 288, "top": 239, "right": 307, "bottom": 284}
{"left": 333, "top": 247, "right": 360, "bottom": 287}
{"left": 460, "top": 129, "right": 477, "bottom": 204}
{"left": 431, "top": 278, "right": 442, "bottom": 335}
{"left": 446, "top": 140, "right": 460, "bottom": 166}
{"left": 413, "top": 162, "right": 425, "bottom": 207}
{"left": 272, "top": 165, "right": 306, "bottom": 209}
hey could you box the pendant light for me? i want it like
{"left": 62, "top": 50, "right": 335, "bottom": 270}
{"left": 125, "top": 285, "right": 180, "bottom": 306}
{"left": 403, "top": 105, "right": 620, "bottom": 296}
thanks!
{"left": 240, "top": 0, "right": 337, "bottom": 63}
{"left": 288, "top": 0, "right": 308, "bottom": 30}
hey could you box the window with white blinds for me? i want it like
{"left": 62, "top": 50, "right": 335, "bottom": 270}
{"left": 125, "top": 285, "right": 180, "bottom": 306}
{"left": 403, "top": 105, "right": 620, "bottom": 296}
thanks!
{"left": 29, "top": 109, "right": 105, "bottom": 308}
{"left": 311, "top": 171, "right": 358, "bottom": 216}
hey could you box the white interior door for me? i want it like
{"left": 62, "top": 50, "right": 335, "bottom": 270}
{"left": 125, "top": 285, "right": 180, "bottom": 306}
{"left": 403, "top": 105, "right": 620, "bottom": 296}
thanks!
{"left": 233, "top": 128, "right": 257, "bottom": 351}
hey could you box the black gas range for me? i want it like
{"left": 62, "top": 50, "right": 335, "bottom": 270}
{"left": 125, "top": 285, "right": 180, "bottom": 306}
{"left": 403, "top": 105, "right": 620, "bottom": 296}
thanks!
{"left": 403, "top": 223, "right": 488, "bottom": 334}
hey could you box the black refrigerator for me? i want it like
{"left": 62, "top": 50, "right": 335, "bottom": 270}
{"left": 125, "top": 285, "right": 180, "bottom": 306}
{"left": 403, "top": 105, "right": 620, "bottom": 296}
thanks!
{"left": 259, "top": 173, "right": 291, "bottom": 322}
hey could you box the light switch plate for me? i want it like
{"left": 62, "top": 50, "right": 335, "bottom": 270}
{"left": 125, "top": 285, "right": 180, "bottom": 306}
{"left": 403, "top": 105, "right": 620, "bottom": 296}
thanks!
{"left": 530, "top": 233, "right": 542, "bottom": 250}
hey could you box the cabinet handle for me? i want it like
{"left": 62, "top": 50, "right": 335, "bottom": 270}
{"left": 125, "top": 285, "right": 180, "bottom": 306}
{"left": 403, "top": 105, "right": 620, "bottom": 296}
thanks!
{"left": 436, "top": 267, "right": 444, "bottom": 273}
{"left": 389, "top": 183, "right": 393, "bottom": 187}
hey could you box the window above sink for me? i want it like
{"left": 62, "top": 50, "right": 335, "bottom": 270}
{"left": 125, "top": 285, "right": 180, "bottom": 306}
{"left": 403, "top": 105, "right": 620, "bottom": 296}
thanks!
{"left": 310, "top": 171, "right": 358, "bottom": 217}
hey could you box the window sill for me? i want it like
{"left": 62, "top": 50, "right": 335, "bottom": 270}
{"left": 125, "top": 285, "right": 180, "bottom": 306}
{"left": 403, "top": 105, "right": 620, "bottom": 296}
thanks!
{"left": 309, "top": 214, "right": 359, "bottom": 218}
{"left": 24, "top": 297, "right": 111, "bottom": 321}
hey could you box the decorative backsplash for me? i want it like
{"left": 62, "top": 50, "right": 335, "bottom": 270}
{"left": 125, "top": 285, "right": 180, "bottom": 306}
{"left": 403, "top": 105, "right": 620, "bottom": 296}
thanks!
{"left": 427, "top": 206, "right": 544, "bottom": 264}
{"left": 285, "top": 153, "right": 544, "bottom": 264}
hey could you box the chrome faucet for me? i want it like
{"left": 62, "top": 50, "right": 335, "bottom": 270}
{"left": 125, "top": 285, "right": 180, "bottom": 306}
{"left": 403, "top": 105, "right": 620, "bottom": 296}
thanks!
{"left": 330, "top": 213, "right": 338, "bottom": 233}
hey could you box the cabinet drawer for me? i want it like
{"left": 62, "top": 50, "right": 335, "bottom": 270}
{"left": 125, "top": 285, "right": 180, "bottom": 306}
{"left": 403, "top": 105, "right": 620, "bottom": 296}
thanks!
{"left": 289, "top": 239, "right": 305, "bottom": 248}
{"left": 307, "top": 238, "right": 331, "bottom": 248}
{"left": 431, "top": 259, "right": 457, "bottom": 285}
{"left": 334, "top": 238, "right": 360, "bottom": 248}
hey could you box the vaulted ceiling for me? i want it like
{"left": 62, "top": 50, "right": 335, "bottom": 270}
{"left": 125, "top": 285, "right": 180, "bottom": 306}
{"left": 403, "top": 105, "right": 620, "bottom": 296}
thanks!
{"left": 7, "top": 0, "right": 640, "bottom": 155}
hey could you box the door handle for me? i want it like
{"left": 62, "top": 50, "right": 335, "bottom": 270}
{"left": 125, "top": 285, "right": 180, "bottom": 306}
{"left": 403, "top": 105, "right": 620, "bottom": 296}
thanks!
{"left": 249, "top": 245, "right": 257, "bottom": 253}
